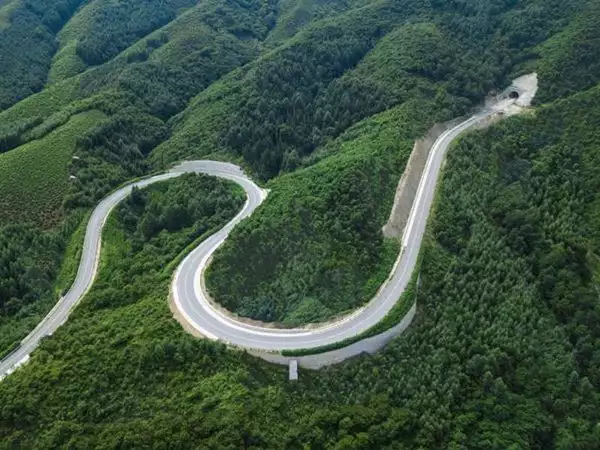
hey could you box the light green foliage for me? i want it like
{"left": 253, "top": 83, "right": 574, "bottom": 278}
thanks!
{"left": 0, "top": 174, "right": 416, "bottom": 448}
{"left": 0, "top": 0, "right": 19, "bottom": 30}
{"left": 4, "top": 86, "right": 600, "bottom": 448}
{"left": 265, "top": 0, "right": 348, "bottom": 44}
{"left": 0, "top": 0, "right": 278, "bottom": 361}
{"left": 47, "top": 40, "right": 86, "bottom": 85}
{"left": 157, "top": 0, "right": 577, "bottom": 180}
{"left": 0, "top": 210, "right": 87, "bottom": 357}
{"left": 0, "top": 110, "right": 105, "bottom": 227}
{"left": 293, "top": 83, "right": 600, "bottom": 448}
{"left": 51, "top": 0, "right": 198, "bottom": 78}
{"left": 0, "top": 111, "right": 105, "bottom": 354}
{"left": 0, "top": 77, "right": 83, "bottom": 146}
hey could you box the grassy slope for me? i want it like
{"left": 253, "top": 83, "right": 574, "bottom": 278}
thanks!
{"left": 0, "top": 110, "right": 106, "bottom": 227}
{"left": 0, "top": 111, "right": 104, "bottom": 355}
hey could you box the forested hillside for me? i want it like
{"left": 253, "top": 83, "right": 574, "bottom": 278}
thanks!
{"left": 1, "top": 0, "right": 600, "bottom": 447}
{"left": 2, "top": 77, "right": 600, "bottom": 450}
{"left": 0, "top": 0, "right": 86, "bottom": 110}
{"left": 199, "top": 0, "right": 590, "bottom": 322}
{"left": 156, "top": 0, "right": 580, "bottom": 176}
{"left": 0, "top": 0, "right": 276, "bottom": 356}
{"left": 206, "top": 101, "right": 433, "bottom": 323}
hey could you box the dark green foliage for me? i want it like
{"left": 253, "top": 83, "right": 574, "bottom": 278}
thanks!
{"left": 0, "top": 117, "right": 42, "bottom": 154}
{"left": 3, "top": 87, "right": 600, "bottom": 448}
{"left": 64, "top": 107, "right": 169, "bottom": 211}
{"left": 220, "top": 2, "right": 408, "bottom": 178}
{"left": 266, "top": 0, "right": 348, "bottom": 44}
{"left": 534, "top": 1, "right": 600, "bottom": 103}
{"left": 0, "top": 212, "right": 84, "bottom": 355}
{"left": 120, "top": 173, "right": 245, "bottom": 247}
{"left": 0, "top": 0, "right": 600, "bottom": 447}
{"left": 110, "top": 37, "right": 259, "bottom": 120}
{"left": 294, "top": 85, "right": 600, "bottom": 449}
{"left": 195, "top": 0, "right": 580, "bottom": 180}
{"left": 0, "top": 175, "right": 418, "bottom": 449}
{"left": 207, "top": 101, "right": 433, "bottom": 323}
{"left": 0, "top": 227, "right": 63, "bottom": 316}
{"left": 83, "top": 174, "right": 244, "bottom": 311}
{"left": 68, "top": 0, "right": 276, "bottom": 119}
{"left": 74, "top": 0, "right": 197, "bottom": 67}
{"left": 0, "top": 0, "right": 274, "bottom": 360}
{"left": 0, "top": 0, "right": 86, "bottom": 110}
{"left": 282, "top": 257, "right": 419, "bottom": 356}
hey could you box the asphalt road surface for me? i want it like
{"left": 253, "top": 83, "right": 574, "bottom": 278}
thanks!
{"left": 172, "top": 111, "right": 495, "bottom": 350}
{"left": 0, "top": 109, "right": 495, "bottom": 379}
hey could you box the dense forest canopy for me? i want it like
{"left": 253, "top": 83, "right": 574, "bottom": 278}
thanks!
{"left": 0, "top": 0, "right": 599, "bottom": 447}
{"left": 206, "top": 101, "right": 432, "bottom": 323}
{"left": 0, "top": 0, "right": 84, "bottom": 109}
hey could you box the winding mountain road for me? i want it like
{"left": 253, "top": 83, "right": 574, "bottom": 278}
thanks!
{"left": 172, "top": 111, "right": 493, "bottom": 350}
{"left": 1, "top": 91, "right": 526, "bottom": 378}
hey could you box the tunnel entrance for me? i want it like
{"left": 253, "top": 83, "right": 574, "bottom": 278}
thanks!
{"left": 508, "top": 90, "right": 520, "bottom": 99}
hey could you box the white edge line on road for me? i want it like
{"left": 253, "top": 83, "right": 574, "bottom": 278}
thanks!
{"left": 2, "top": 92, "right": 528, "bottom": 378}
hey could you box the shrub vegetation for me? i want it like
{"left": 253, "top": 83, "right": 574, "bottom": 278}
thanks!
{"left": 0, "top": 0, "right": 600, "bottom": 447}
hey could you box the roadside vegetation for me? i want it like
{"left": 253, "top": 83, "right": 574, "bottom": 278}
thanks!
{"left": 206, "top": 101, "right": 431, "bottom": 323}
{"left": 0, "top": 0, "right": 600, "bottom": 447}
{"left": 2, "top": 84, "right": 600, "bottom": 448}
{"left": 170, "top": 0, "right": 587, "bottom": 322}
{"left": 0, "top": 0, "right": 276, "bottom": 356}
{"left": 281, "top": 260, "right": 420, "bottom": 356}
{"left": 0, "top": 110, "right": 105, "bottom": 226}
{"left": 0, "top": 111, "right": 105, "bottom": 355}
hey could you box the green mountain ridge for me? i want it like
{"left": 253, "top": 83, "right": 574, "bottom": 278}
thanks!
{"left": 0, "top": 0, "right": 600, "bottom": 447}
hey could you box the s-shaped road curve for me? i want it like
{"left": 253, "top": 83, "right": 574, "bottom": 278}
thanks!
{"left": 1, "top": 108, "right": 496, "bottom": 379}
